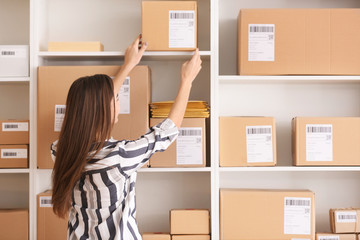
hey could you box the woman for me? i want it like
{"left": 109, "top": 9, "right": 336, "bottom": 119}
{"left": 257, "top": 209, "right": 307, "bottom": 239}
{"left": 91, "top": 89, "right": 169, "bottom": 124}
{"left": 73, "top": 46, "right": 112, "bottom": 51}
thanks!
{"left": 51, "top": 35, "right": 202, "bottom": 240}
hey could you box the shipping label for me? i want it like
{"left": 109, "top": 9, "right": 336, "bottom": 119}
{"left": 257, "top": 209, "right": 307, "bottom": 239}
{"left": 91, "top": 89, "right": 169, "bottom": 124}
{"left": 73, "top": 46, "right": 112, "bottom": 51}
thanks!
{"left": 248, "top": 24, "right": 275, "bottom": 61}
{"left": 318, "top": 236, "right": 340, "bottom": 240}
{"left": 306, "top": 124, "right": 333, "bottom": 161}
{"left": 2, "top": 122, "right": 28, "bottom": 132}
{"left": 336, "top": 211, "right": 357, "bottom": 223}
{"left": 1, "top": 149, "right": 27, "bottom": 159}
{"left": 0, "top": 48, "right": 27, "bottom": 58}
{"left": 284, "top": 197, "right": 311, "bottom": 235}
{"left": 54, "top": 105, "right": 66, "bottom": 132}
{"left": 246, "top": 125, "right": 273, "bottom": 163}
{"left": 39, "top": 196, "right": 53, "bottom": 207}
{"left": 169, "top": 10, "right": 195, "bottom": 48}
{"left": 118, "top": 77, "right": 130, "bottom": 114}
{"left": 176, "top": 127, "right": 203, "bottom": 165}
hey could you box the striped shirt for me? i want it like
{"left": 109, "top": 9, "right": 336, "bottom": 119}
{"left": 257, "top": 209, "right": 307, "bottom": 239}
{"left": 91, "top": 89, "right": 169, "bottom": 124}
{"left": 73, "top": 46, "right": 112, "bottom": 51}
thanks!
{"left": 51, "top": 118, "right": 179, "bottom": 240}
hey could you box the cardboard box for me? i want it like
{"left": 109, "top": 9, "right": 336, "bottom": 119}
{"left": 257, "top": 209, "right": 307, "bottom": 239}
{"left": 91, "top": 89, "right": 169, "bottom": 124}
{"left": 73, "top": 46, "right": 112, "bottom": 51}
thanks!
{"left": 220, "top": 189, "right": 315, "bottom": 240}
{"left": 172, "top": 235, "right": 211, "bottom": 240}
{"left": 0, "top": 209, "right": 28, "bottom": 240}
{"left": 142, "top": 1, "right": 197, "bottom": 51}
{"left": 316, "top": 233, "right": 357, "bottom": 240}
{"left": 149, "top": 118, "right": 206, "bottom": 168}
{"left": 37, "top": 65, "right": 151, "bottom": 168}
{"left": 142, "top": 233, "right": 171, "bottom": 240}
{"left": 219, "top": 117, "right": 277, "bottom": 167}
{"left": 48, "top": 42, "right": 104, "bottom": 52}
{"left": 0, "top": 45, "right": 29, "bottom": 77}
{"left": 292, "top": 117, "right": 360, "bottom": 166}
{"left": 170, "top": 209, "right": 210, "bottom": 235}
{"left": 330, "top": 209, "right": 360, "bottom": 233}
{"left": 0, "top": 120, "right": 29, "bottom": 145}
{"left": 37, "top": 191, "right": 68, "bottom": 240}
{"left": 238, "top": 9, "right": 360, "bottom": 75}
{"left": 0, "top": 145, "right": 28, "bottom": 168}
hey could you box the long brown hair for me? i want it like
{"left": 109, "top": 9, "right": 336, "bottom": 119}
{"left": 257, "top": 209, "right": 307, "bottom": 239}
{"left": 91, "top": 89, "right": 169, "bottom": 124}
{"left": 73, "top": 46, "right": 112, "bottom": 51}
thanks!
{"left": 52, "top": 74, "right": 115, "bottom": 218}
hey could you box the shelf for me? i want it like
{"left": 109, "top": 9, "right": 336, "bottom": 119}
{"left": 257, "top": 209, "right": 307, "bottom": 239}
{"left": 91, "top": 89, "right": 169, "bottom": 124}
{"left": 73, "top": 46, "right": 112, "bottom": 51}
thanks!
{"left": 0, "top": 169, "right": 30, "bottom": 174}
{"left": 219, "top": 75, "right": 360, "bottom": 84}
{"left": 0, "top": 77, "right": 30, "bottom": 83}
{"left": 38, "top": 51, "right": 211, "bottom": 61}
{"left": 219, "top": 166, "right": 360, "bottom": 172}
{"left": 138, "top": 167, "right": 211, "bottom": 173}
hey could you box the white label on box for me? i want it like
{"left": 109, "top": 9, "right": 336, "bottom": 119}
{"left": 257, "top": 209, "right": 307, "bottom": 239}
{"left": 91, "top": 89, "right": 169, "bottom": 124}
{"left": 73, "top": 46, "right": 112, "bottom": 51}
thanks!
{"left": 176, "top": 127, "right": 202, "bottom": 165}
{"left": 1, "top": 149, "right": 27, "bottom": 159}
{"left": 54, "top": 105, "right": 66, "bottom": 132}
{"left": 118, "top": 77, "right": 130, "bottom": 114}
{"left": 39, "top": 196, "right": 53, "bottom": 207}
{"left": 318, "top": 236, "right": 340, "bottom": 240}
{"left": 169, "top": 10, "right": 195, "bottom": 48}
{"left": 336, "top": 211, "right": 357, "bottom": 223}
{"left": 0, "top": 48, "right": 27, "bottom": 58}
{"left": 246, "top": 125, "right": 273, "bottom": 163}
{"left": 306, "top": 124, "right": 333, "bottom": 161}
{"left": 284, "top": 197, "right": 311, "bottom": 235}
{"left": 291, "top": 239, "right": 310, "bottom": 240}
{"left": 248, "top": 24, "right": 275, "bottom": 61}
{"left": 2, "top": 122, "right": 28, "bottom": 132}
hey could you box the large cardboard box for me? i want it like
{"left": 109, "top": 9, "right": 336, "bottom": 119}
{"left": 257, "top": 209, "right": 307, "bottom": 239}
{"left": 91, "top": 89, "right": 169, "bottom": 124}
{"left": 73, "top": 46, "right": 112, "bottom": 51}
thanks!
{"left": 0, "top": 120, "right": 29, "bottom": 145}
{"left": 142, "top": 1, "right": 197, "bottom": 51}
{"left": 219, "top": 117, "right": 277, "bottom": 167}
{"left": 37, "top": 191, "right": 68, "bottom": 240}
{"left": 292, "top": 117, "right": 360, "bottom": 166}
{"left": 0, "top": 209, "right": 28, "bottom": 240}
{"left": 0, "top": 45, "right": 29, "bottom": 77}
{"left": 316, "top": 233, "right": 357, "bottom": 240}
{"left": 170, "top": 209, "right": 210, "bottom": 235}
{"left": 37, "top": 65, "right": 151, "bottom": 168}
{"left": 142, "top": 233, "right": 171, "bottom": 240}
{"left": 149, "top": 118, "right": 206, "bottom": 168}
{"left": 330, "top": 209, "right": 360, "bottom": 233}
{"left": 48, "top": 42, "right": 104, "bottom": 52}
{"left": 220, "top": 189, "right": 315, "bottom": 240}
{"left": 0, "top": 145, "right": 28, "bottom": 168}
{"left": 172, "top": 235, "right": 211, "bottom": 240}
{"left": 238, "top": 9, "right": 360, "bottom": 75}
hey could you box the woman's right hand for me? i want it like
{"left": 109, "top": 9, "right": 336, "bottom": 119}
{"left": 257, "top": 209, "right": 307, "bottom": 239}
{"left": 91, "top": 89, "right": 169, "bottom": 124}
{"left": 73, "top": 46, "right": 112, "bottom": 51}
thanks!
{"left": 181, "top": 49, "right": 202, "bottom": 86}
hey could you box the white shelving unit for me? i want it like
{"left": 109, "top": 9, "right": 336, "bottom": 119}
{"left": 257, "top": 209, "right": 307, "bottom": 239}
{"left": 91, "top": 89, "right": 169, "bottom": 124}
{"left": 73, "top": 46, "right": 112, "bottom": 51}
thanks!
{"left": 1, "top": 0, "right": 360, "bottom": 239}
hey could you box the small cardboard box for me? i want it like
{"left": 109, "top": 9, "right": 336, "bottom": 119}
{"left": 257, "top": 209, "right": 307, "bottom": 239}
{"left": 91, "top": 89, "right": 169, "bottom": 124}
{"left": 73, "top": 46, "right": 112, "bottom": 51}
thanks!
{"left": 0, "top": 120, "right": 29, "bottom": 145}
{"left": 220, "top": 189, "right": 315, "bottom": 240}
{"left": 172, "top": 235, "right": 211, "bottom": 240}
{"left": 48, "top": 42, "right": 104, "bottom": 52}
{"left": 149, "top": 118, "right": 206, "bottom": 168}
{"left": 37, "top": 191, "right": 68, "bottom": 240}
{"left": 316, "top": 233, "right": 357, "bottom": 240}
{"left": 142, "top": 1, "right": 197, "bottom": 51}
{"left": 0, "top": 209, "right": 28, "bottom": 240}
{"left": 142, "top": 233, "right": 171, "bottom": 240}
{"left": 0, "top": 45, "right": 29, "bottom": 77}
{"left": 0, "top": 145, "right": 28, "bottom": 168}
{"left": 37, "top": 65, "right": 151, "bottom": 168}
{"left": 170, "top": 209, "right": 210, "bottom": 235}
{"left": 238, "top": 9, "right": 360, "bottom": 75}
{"left": 292, "top": 117, "right": 360, "bottom": 166}
{"left": 219, "top": 117, "right": 277, "bottom": 167}
{"left": 330, "top": 209, "right": 360, "bottom": 233}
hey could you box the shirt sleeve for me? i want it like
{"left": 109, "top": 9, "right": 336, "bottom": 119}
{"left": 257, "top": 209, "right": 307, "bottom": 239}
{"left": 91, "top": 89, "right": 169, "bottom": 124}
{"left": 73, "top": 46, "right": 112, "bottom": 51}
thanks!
{"left": 117, "top": 118, "right": 179, "bottom": 176}
{"left": 50, "top": 140, "right": 58, "bottom": 162}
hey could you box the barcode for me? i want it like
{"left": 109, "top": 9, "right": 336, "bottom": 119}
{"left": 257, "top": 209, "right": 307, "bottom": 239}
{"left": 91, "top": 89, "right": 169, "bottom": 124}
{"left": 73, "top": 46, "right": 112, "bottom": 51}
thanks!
{"left": 285, "top": 199, "right": 311, "bottom": 206}
{"left": 318, "top": 237, "right": 339, "bottom": 240}
{"left": 250, "top": 26, "right": 274, "bottom": 33}
{"left": 179, "top": 129, "right": 202, "bottom": 136}
{"left": 170, "top": 12, "right": 194, "bottom": 19}
{"left": 307, "top": 126, "right": 332, "bottom": 133}
{"left": 4, "top": 124, "right": 18, "bottom": 129}
{"left": 1, "top": 51, "right": 15, "bottom": 56}
{"left": 123, "top": 78, "right": 130, "bottom": 85}
{"left": 3, "top": 152, "right": 17, "bottom": 157}
{"left": 41, "top": 199, "right": 52, "bottom": 205}
{"left": 247, "top": 127, "right": 271, "bottom": 135}
{"left": 56, "top": 107, "right": 66, "bottom": 114}
{"left": 338, "top": 214, "right": 356, "bottom": 220}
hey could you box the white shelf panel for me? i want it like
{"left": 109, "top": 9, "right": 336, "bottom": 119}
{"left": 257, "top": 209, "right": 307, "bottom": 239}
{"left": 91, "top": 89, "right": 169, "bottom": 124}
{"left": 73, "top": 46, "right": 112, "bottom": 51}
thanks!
{"left": 138, "top": 167, "right": 211, "bottom": 173}
{"left": 219, "top": 75, "right": 360, "bottom": 83}
{"left": 0, "top": 169, "right": 30, "bottom": 174}
{"left": 38, "top": 51, "right": 211, "bottom": 61}
{"left": 220, "top": 166, "right": 360, "bottom": 172}
{"left": 0, "top": 77, "right": 30, "bottom": 83}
